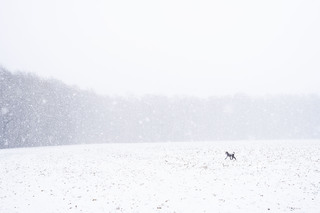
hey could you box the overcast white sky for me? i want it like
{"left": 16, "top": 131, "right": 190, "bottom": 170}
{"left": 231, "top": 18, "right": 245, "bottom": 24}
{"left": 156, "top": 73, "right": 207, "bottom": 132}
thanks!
{"left": 0, "top": 0, "right": 320, "bottom": 97}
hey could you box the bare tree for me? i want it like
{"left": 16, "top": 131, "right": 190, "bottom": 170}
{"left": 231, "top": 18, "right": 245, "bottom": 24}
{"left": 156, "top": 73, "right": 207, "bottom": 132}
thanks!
{"left": 0, "top": 116, "right": 13, "bottom": 148}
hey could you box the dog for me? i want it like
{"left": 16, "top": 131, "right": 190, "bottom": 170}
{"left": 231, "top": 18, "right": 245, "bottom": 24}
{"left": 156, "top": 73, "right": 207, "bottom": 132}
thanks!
{"left": 225, "top": 151, "right": 236, "bottom": 160}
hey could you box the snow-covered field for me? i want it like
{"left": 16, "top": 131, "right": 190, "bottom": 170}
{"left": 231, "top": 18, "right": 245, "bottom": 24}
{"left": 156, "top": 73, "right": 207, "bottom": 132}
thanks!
{"left": 1, "top": 140, "right": 320, "bottom": 213}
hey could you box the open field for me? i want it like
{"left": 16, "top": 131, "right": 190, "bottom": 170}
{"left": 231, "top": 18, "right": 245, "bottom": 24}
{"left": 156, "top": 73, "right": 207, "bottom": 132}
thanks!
{"left": 1, "top": 140, "right": 320, "bottom": 212}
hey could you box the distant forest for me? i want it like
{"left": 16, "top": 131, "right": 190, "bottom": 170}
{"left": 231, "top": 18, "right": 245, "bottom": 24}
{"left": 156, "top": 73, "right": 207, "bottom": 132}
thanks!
{"left": 1, "top": 67, "right": 320, "bottom": 148}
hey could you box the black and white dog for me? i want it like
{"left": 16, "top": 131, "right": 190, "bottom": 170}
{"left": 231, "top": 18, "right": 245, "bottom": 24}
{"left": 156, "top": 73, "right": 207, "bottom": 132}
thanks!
{"left": 225, "top": 151, "right": 236, "bottom": 160}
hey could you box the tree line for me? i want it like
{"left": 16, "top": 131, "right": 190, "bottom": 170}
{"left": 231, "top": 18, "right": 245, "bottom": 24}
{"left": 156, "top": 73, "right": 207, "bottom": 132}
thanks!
{"left": 1, "top": 67, "right": 320, "bottom": 148}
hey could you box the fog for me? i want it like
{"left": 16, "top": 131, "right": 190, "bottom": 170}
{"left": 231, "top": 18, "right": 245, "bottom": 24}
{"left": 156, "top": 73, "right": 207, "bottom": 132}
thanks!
{"left": 1, "top": 68, "right": 320, "bottom": 148}
{"left": 1, "top": 0, "right": 320, "bottom": 97}
{"left": 1, "top": 1, "right": 320, "bottom": 148}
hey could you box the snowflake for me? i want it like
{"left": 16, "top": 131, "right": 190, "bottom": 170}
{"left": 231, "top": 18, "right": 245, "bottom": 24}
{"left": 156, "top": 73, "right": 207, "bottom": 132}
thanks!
{"left": 1, "top": 107, "right": 9, "bottom": 115}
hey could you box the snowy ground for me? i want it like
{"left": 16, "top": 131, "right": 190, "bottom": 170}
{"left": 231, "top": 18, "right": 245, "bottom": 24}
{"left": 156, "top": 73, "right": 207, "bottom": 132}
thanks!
{"left": 1, "top": 140, "right": 320, "bottom": 213}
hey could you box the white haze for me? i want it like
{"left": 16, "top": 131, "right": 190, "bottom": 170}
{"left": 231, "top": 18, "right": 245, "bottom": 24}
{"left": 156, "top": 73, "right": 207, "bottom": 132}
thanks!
{"left": 0, "top": 0, "right": 320, "bottom": 97}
